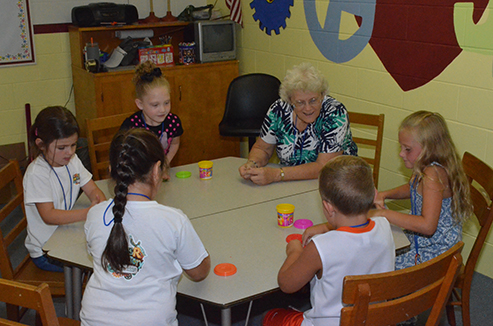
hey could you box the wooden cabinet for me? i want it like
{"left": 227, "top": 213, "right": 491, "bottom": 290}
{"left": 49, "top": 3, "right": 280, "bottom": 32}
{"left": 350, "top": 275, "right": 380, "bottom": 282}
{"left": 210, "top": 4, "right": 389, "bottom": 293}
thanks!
{"left": 69, "top": 22, "right": 189, "bottom": 69}
{"left": 69, "top": 24, "right": 240, "bottom": 167}
{"left": 72, "top": 67, "right": 136, "bottom": 122}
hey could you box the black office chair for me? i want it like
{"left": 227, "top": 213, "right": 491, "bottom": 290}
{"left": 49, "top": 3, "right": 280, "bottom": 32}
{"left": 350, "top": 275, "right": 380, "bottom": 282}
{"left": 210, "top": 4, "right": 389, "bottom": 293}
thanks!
{"left": 219, "top": 73, "right": 281, "bottom": 150}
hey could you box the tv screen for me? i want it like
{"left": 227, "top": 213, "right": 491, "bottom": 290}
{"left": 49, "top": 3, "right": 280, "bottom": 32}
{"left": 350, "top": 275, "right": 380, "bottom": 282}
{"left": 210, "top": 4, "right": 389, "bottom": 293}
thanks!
{"left": 202, "top": 24, "right": 234, "bottom": 53}
{"left": 191, "top": 20, "right": 236, "bottom": 63}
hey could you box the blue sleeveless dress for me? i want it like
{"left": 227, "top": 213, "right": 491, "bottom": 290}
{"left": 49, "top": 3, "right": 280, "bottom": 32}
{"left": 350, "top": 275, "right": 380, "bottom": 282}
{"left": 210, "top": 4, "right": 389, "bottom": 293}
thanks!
{"left": 395, "top": 162, "right": 462, "bottom": 270}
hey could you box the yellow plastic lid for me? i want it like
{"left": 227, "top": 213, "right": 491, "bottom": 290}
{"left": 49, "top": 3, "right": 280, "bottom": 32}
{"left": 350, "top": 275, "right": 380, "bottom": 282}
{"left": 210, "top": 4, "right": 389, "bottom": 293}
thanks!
{"left": 276, "top": 203, "right": 295, "bottom": 214}
{"left": 198, "top": 160, "right": 213, "bottom": 169}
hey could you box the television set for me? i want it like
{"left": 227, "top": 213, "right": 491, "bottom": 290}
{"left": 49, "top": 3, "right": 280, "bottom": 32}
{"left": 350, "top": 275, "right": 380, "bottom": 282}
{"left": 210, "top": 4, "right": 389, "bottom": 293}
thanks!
{"left": 188, "top": 20, "right": 237, "bottom": 63}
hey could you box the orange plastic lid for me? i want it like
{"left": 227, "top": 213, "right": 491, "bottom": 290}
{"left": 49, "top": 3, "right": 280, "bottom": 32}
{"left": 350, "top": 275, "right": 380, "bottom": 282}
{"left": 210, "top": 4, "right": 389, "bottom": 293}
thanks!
{"left": 286, "top": 234, "right": 302, "bottom": 243}
{"left": 214, "top": 263, "right": 237, "bottom": 276}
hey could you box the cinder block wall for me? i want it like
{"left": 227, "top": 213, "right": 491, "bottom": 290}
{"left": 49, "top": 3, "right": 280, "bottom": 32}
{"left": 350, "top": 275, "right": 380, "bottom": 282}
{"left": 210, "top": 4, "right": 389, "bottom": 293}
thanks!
{"left": 0, "top": 33, "right": 74, "bottom": 146}
{"left": 235, "top": 2, "right": 493, "bottom": 277}
{"left": 2, "top": 2, "right": 492, "bottom": 277}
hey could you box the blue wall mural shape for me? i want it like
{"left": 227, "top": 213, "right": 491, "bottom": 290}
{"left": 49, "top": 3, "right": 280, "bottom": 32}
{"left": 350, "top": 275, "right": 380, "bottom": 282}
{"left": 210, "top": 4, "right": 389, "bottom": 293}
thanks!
{"left": 250, "top": 0, "right": 294, "bottom": 35}
{"left": 250, "top": 0, "right": 490, "bottom": 91}
{"left": 304, "top": 0, "right": 376, "bottom": 64}
{"left": 302, "top": 0, "right": 489, "bottom": 91}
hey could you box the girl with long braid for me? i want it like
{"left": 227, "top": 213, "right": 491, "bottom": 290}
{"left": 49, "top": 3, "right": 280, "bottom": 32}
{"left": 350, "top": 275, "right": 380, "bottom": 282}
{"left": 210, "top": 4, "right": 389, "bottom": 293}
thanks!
{"left": 80, "top": 129, "right": 210, "bottom": 326}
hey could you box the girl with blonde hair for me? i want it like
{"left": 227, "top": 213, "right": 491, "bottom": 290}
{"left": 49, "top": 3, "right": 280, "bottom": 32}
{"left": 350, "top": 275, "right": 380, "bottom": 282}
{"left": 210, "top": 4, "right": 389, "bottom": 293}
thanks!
{"left": 120, "top": 60, "right": 183, "bottom": 164}
{"left": 370, "top": 110, "right": 472, "bottom": 270}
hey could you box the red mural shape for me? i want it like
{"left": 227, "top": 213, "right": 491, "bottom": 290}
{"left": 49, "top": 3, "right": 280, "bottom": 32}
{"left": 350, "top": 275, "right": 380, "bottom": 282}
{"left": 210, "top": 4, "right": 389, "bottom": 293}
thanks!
{"left": 359, "top": 0, "right": 488, "bottom": 91}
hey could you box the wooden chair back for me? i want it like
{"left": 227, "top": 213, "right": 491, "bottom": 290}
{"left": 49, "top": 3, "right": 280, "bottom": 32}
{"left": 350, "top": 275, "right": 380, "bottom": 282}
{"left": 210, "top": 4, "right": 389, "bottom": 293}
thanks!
{"left": 0, "top": 278, "right": 79, "bottom": 326}
{"left": 347, "top": 112, "right": 385, "bottom": 188}
{"left": 341, "top": 241, "right": 463, "bottom": 326}
{"left": 86, "top": 113, "right": 129, "bottom": 180}
{"left": 0, "top": 160, "right": 65, "bottom": 321}
{"left": 446, "top": 152, "right": 493, "bottom": 326}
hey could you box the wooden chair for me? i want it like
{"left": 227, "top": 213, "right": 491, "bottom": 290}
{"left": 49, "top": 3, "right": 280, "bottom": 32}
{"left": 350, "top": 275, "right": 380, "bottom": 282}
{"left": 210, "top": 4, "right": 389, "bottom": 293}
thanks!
{"left": 86, "top": 113, "right": 129, "bottom": 180}
{"left": 0, "top": 160, "right": 65, "bottom": 322}
{"left": 446, "top": 152, "right": 493, "bottom": 326}
{"left": 348, "top": 112, "right": 385, "bottom": 188}
{"left": 0, "top": 278, "right": 79, "bottom": 326}
{"left": 340, "top": 241, "right": 463, "bottom": 326}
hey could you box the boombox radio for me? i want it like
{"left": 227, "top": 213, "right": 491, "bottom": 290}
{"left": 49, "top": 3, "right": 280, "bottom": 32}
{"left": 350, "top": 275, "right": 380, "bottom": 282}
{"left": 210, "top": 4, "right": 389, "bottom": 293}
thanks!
{"left": 72, "top": 2, "right": 139, "bottom": 27}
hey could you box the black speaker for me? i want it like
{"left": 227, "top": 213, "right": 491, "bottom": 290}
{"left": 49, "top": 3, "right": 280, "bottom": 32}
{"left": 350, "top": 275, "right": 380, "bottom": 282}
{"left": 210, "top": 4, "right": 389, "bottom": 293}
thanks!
{"left": 72, "top": 2, "right": 138, "bottom": 27}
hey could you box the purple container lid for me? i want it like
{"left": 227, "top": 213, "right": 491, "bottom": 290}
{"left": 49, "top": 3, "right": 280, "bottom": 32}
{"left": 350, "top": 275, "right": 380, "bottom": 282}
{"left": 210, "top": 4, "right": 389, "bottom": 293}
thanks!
{"left": 294, "top": 219, "right": 313, "bottom": 229}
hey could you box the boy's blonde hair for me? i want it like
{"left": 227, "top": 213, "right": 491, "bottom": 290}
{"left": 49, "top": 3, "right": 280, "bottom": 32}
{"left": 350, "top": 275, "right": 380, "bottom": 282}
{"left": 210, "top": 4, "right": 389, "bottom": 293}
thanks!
{"left": 400, "top": 111, "right": 473, "bottom": 222}
{"left": 133, "top": 60, "right": 170, "bottom": 100}
{"left": 319, "top": 156, "right": 375, "bottom": 216}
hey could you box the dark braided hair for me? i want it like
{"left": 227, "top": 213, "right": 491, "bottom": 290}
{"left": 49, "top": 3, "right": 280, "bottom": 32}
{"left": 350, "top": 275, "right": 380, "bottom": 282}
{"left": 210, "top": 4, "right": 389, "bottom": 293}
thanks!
{"left": 101, "top": 128, "right": 166, "bottom": 273}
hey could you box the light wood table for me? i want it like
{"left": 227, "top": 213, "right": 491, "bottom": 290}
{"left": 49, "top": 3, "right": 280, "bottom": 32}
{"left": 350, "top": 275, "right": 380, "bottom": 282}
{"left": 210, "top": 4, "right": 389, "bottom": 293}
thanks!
{"left": 178, "top": 191, "right": 410, "bottom": 319}
{"left": 44, "top": 156, "right": 318, "bottom": 322}
{"left": 65, "top": 157, "right": 319, "bottom": 219}
{"left": 44, "top": 157, "right": 409, "bottom": 325}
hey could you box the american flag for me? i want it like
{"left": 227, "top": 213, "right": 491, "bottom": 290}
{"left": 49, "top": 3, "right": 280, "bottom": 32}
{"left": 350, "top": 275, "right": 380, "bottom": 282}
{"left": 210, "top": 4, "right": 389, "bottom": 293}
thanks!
{"left": 225, "top": 0, "right": 243, "bottom": 26}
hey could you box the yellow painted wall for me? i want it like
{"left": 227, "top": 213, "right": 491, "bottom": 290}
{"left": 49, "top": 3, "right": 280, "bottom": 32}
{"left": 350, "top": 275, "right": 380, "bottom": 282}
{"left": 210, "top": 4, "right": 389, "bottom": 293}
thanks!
{"left": 0, "top": 33, "right": 74, "bottom": 148}
{"left": 235, "top": 2, "right": 493, "bottom": 277}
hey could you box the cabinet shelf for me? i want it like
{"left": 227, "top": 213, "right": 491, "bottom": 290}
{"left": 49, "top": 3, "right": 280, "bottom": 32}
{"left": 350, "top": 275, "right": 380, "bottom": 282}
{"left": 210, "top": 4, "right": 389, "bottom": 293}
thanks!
{"left": 72, "top": 21, "right": 188, "bottom": 32}
{"left": 69, "top": 24, "right": 240, "bottom": 167}
{"left": 69, "top": 22, "right": 188, "bottom": 68}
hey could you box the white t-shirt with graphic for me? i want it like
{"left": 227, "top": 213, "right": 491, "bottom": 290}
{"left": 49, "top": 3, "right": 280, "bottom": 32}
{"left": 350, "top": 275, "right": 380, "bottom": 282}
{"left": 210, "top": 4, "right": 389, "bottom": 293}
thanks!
{"left": 23, "top": 154, "right": 91, "bottom": 258}
{"left": 80, "top": 200, "right": 208, "bottom": 326}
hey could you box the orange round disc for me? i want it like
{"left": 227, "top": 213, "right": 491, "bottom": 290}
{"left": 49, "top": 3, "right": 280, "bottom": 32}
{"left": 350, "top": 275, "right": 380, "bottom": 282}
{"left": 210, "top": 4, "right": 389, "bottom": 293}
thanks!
{"left": 214, "top": 263, "right": 237, "bottom": 276}
{"left": 286, "top": 233, "right": 302, "bottom": 243}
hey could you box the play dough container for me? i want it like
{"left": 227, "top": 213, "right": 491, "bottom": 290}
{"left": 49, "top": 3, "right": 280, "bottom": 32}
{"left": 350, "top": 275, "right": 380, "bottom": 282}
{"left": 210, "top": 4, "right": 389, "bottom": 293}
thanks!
{"left": 276, "top": 203, "right": 295, "bottom": 228}
{"left": 198, "top": 160, "right": 213, "bottom": 180}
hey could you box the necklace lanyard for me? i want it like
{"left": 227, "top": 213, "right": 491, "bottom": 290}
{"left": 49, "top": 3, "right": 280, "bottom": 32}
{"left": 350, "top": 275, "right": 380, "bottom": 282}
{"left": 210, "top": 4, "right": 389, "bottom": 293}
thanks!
{"left": 411, "top": 176, "right": 421, "bottom": 265}
{"left": 294, "top": 115, "right": 309, "bottom": 165}
{"left": 127, "top": 192, "right": 151, "bottom": 200}
{"left": 103, "top": 200, "right": 115, "bottom": 226}
{"left": 44, "top": 154, "right": 73, "bottom": 210}
{"left": 103, "top": 192, "right": 151, "bottom": 226}
{"left": 142, "top": 113, "right": 164, "bottom": 140}
{"left": 350, "top": 220, "right": 370, "bottom": 228}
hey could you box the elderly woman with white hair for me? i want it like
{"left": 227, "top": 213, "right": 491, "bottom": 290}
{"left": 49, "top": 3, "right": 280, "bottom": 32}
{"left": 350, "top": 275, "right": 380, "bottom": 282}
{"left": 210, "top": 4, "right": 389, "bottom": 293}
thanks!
{"left": 239, "top": 62, "right": 357, "bottom": 185}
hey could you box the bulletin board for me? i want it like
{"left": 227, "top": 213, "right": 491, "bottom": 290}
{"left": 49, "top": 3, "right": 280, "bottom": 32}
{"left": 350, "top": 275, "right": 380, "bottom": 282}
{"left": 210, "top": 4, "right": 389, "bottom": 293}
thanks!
{"left": 0, "top": 0, "right": 35, "bottom": 67}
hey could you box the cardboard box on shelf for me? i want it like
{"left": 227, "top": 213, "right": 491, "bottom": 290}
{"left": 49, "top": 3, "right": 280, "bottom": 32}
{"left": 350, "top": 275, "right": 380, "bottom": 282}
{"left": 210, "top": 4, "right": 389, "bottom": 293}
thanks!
{"left": 138, "top": 45, "right": 174, "bottom": 67}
